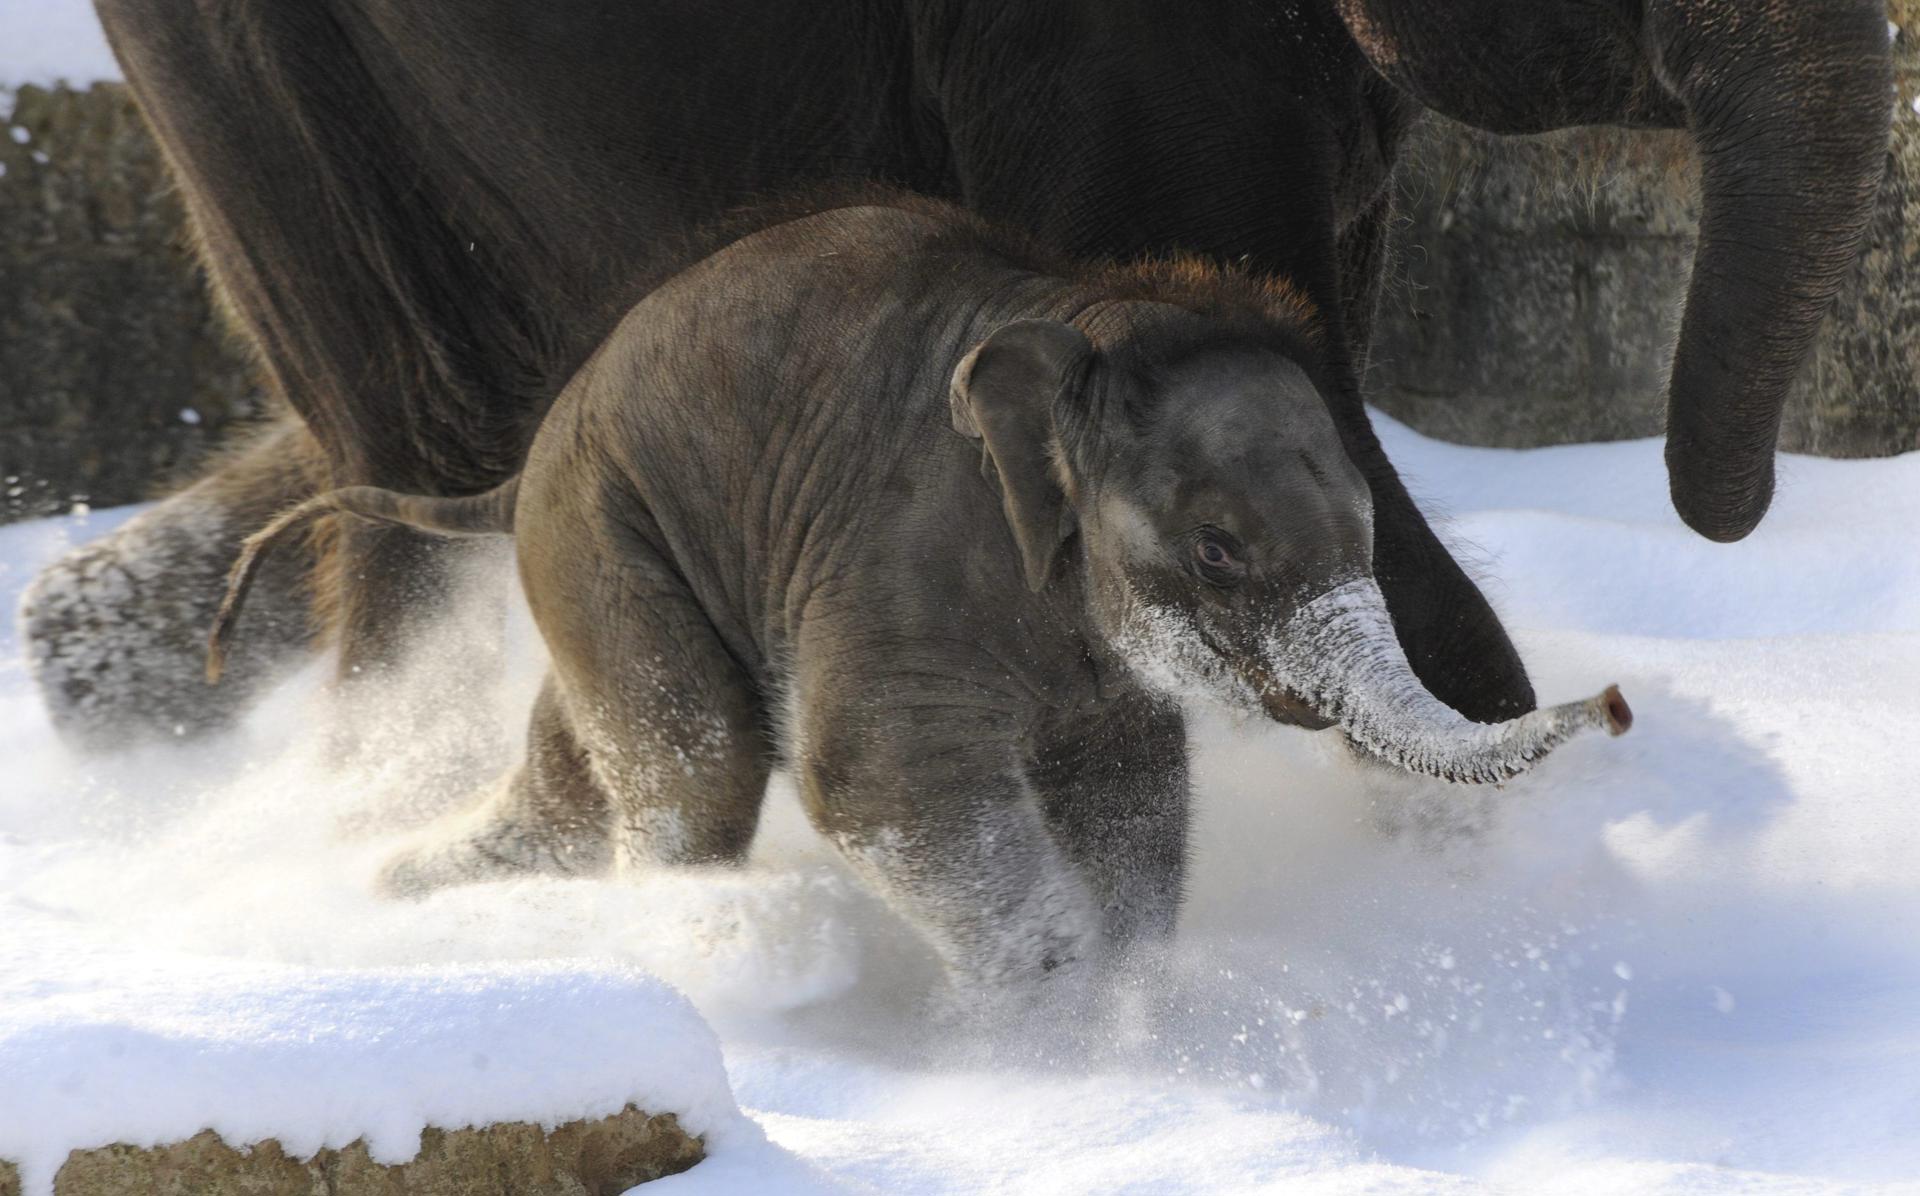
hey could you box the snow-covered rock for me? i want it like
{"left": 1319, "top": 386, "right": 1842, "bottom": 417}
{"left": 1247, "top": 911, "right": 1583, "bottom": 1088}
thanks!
{"left": 0, "top": 949, "right": 727, "bottom": 1194}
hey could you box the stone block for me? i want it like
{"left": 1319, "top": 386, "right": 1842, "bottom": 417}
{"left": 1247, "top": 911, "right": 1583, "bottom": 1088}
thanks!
{"left": 0, "top": 1105, "right": 702, "bottom": 1196}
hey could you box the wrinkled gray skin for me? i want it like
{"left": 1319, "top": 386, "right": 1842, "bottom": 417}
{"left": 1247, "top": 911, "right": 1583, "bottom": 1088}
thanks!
{"left": 331, "top": 203, "right": 1621, "bottom": 987}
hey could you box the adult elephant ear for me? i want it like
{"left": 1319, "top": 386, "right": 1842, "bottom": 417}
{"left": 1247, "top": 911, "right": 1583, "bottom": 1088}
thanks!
{"left": 950, "top": 320, "right": 1095, "bottom": 591}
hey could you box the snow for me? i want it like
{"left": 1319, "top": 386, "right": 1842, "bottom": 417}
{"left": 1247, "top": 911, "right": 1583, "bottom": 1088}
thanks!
{"left": 0, "top": 0, "right": 119, "bottom": 89}
{"left": 4, "top": 413, "right": 1920, "bottom": 1194}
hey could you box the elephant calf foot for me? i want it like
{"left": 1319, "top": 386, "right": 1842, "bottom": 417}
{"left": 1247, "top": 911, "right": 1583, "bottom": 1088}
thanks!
{"left": 827, "top": 797, "right": 1105, "bottom": 991}
{"left": 376, "top": 678, "right": 615, "bottom": 897}
{"left": 375, "top": 780, "right": 612, "bottom": 896}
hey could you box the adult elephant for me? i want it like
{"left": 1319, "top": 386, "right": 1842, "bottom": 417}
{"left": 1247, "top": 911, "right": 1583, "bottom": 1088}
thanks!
{"left": 23, "top": 0, "right": 1892, "bottom": 746}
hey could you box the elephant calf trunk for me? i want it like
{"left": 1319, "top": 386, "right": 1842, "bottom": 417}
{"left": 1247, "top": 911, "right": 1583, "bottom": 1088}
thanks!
{"left": 1269, "top": 579, "right": 1631, "bottom": 784}
{"left": 205, "top": 478, "right": 519, "bottom": 684}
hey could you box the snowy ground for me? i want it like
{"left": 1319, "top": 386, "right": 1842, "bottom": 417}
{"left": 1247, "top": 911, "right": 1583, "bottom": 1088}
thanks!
{"left": 3, "top": 415, "right": 1917, "bottom": 1194}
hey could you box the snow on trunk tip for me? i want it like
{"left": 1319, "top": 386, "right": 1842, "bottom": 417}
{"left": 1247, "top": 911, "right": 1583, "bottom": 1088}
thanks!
{"left": 1267, "top": 578, "right": 1631, "bottom": 784}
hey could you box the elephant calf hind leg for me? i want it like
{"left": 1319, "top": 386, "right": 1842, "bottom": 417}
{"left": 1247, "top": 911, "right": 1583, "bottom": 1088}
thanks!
{"left": 378, "top": 677, "right": 613, "bottom": 895}
{"left": 557, "top": 582, "right": 774, "bottom": 874}
{"left": 383, "top": 542, "right": 776, "bottom": 897}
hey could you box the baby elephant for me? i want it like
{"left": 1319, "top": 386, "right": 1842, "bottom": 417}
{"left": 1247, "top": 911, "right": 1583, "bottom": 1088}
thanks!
{"left": 212, "top": 197, "right": 1629, "bottom": 987}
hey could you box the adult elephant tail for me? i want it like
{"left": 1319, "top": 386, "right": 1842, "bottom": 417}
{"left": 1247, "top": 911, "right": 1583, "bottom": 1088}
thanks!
{"left": 1648, "top": 0, "right": 1893, "bottom": 540}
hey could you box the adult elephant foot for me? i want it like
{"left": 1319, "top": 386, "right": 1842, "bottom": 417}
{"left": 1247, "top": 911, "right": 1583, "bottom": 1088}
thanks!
{"left": 18, "top": 415, "right": 326, "bottom": 749}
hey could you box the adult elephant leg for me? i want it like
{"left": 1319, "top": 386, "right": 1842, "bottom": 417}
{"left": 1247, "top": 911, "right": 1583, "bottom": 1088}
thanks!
{"left": 19, "top": 415, "right": 325, "bottom": 748}
{"left": 325, "top": 520, "right": 494, "bottom": 682}
{"left": 1318, "top": 224, "right": 1538, "bottom": 724}
{"left": 93, "top": 0, "right": 551, "bottom": 714}
{"left": 1335, "top": 191, "right": 1396, "bottom": 381}
{"left": 1344, "top": 408, "right": 1537, "bottom": 722}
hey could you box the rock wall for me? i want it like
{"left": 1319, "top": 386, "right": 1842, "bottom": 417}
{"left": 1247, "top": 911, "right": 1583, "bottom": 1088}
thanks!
{"left": 2, "top": 18, "right": 1914, "bottom": 526}
{"left": 1371, "top": 9, "right": 1919, "bottom": 454}
{"left": 0, "top": 1105, "right": 702, "bottom": 1196}
{"left": 0, "top": 82, "right": 261, "bottom": 525}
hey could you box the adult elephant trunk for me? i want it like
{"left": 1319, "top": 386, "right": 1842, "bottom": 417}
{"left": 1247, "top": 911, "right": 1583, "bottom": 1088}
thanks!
{"left": 1264, "top": 580, "right": 1631, "bottom": 784}
{"left": 1649, "top": 0, "right": 1893, "bottom": 541}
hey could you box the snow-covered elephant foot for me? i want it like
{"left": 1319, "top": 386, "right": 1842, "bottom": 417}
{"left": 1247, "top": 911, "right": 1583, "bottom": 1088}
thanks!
{"left": 17, "top": 419, "right": 324, "bottom": 750}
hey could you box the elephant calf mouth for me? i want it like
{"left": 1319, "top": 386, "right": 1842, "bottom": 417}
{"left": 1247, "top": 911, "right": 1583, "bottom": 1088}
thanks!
{"left": 1256, "top": 682, "right": 1337, "bottom": 730}
{"left": 1237, "top": 659, "right": 1336, "bottom": 730}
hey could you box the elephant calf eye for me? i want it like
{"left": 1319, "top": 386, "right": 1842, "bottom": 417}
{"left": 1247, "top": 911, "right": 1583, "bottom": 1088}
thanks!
{"left": 1192, "top": 530, "right": 1245, "bottom": 586}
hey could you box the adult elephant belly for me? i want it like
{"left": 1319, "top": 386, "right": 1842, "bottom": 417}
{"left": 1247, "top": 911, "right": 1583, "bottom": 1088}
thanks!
{"left": 170, "top": 0, "right": 940, "bottom": 493}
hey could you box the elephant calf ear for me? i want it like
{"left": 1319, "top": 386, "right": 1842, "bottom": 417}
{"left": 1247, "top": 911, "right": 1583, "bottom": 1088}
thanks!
{"left": 950, "top": 319, "right": 1094, "bottom": 592}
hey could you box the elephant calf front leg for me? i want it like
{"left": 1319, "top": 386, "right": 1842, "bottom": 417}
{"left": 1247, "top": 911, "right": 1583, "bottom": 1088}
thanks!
{"left": 1031, "top": 689, "right": 1191, "bottom": 950}
{"left": 798, "top": 713, "right": 1102, "bottom": 989}
{"left": 838, "top": 795, "right": 1101, "bottom": 989}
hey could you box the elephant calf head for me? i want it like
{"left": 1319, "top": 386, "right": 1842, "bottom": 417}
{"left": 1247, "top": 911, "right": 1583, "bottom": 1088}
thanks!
{"left": 951, "top": 305, "right": 1630, "bottom": 784}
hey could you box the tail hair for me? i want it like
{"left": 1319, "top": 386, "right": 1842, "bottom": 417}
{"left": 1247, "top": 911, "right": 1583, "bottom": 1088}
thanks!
{"left": 206, "top": 476, "right": 518, "bottom": 683}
